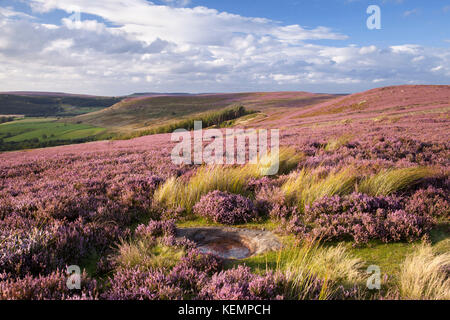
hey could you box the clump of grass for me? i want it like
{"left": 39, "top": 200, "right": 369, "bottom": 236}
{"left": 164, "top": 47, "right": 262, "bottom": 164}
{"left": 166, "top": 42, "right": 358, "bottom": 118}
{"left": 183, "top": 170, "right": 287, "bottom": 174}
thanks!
{"left": 155, "top": 147, "right": 302, "bottom": 213}
{"left": 155, "top": 166, "right": 252, "bottom": 213}
{"left": 358, "top": 167, "right": 436, "bottom": 196}
{"left": 258, "top": 147, "right": 303, "bottom": 176}
{"left": 275, "top": 241, "right": 364, "bottom": 299}
{"left": 324, "top": 134, "right": 353, "bottom": 152}
{"left": 307, "top": 244, "right": 365, "bottom": 284}
{"left": 114, "top": 239, "right": 185, "bottom": 271}
{"left": 398, "top": 244, "right": 450, "bottom": 300}
{"left": 282, "top": 168, "right": 359, "bottom": 210}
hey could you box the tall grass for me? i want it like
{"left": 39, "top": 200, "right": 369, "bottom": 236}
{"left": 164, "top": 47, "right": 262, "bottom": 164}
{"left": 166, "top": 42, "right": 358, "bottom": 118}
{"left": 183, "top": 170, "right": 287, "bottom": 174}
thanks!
{"left": 155, "top": 147, "right": 302, "bottom": 213}
{"left": 282, "top": 166, "right": 437, "bottom": 211}
{"left": 358, "top": 167, "right": 436, "bottom": 196}
{"left": 114, "top": 239, "right": 185, "bottom": 271}
{"left": 155, "top": 167, "right": 251, "bottom": 212}
{"left": 398, "top": 244, "right": 450, "bottom": 300}
{"left": 274, "top": 241, "right": 364, "bottom": 299}
{"left": 259, "top": 147, "right": 304, "bottom": 176}
{"left": 282, "top": 168, "right": 359, "bottom": 210}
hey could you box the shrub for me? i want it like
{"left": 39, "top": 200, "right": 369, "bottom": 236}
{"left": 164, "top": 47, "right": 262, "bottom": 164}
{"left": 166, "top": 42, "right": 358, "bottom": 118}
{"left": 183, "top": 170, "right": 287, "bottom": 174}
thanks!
{"left": 135, "top": 219, "right": 177, "bottom": 239}
{"left": 287, "top": 193, "right": 433, "bottom": 244}
{"left": 0, "top": 216, "right": 127, "bottom": 277}
{"left": 102, "top": 267, "right": 187, "bottom": 300}
{"left": 198, "top": 265, "right": 284, "bottom": 300}
{"left": 193, "top": 191, "right": 257, "bottom": 225}
{"left": 405, "top": 186, "right": 449, "bottom": 219}
{"left": 0, "top": 270, "right": 98, "bottom": 300}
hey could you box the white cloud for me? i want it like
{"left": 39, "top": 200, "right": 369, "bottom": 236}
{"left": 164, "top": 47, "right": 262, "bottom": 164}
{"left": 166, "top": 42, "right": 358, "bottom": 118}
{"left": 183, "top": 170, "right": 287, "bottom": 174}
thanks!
{"left": 0, "top": 0, "right": 449, "bottom": 95}
{"left": 403, "top": 9, "right": 420, "bottom": 17}
{"left": 0, "top": 6, "right": 35, "bottom": 19}
{"left": 160, "top": 0, "right": 191, "bottom": 7}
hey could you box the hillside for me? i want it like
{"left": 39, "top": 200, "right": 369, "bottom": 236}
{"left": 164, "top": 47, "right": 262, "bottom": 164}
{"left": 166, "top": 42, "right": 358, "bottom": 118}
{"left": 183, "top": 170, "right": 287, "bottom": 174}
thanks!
{"left": 0, "top": 93, "right": 122, "bottom": 117}
{"left": 69, "top": 92, "right": 340, "bottom": 131}
{"left": 1, "top": 85, "right": 448, "bottom": 302}
{"left": 248, "top": 85, "right": 450, "bottom": 130}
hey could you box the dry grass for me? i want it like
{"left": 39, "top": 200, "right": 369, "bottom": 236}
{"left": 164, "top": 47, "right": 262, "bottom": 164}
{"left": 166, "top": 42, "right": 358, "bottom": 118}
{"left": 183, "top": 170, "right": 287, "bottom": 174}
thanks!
{"left": 282, "top": 168, "right": 359, "bottom": 210}
{"left": 398, "top": 244, "right": 450, "bottom": 300}
{"left": 324, "top": 134, "right": 353, "bottom": 152}
{"left": 155, "top": 147, "right": 303, "bottom": 213}
{"left": 114, "top": 239, "right": 185, "bottom": 271}
{"left": 274, "top": 241, "right": 365, "bottom": 300}
{"left": 358, "top": 167, "right": 437, "bottom": 196}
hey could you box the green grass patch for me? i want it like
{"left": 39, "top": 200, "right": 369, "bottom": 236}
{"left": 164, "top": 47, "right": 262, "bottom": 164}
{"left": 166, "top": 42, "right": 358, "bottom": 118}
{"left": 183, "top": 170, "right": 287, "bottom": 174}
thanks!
{"left": 0, "top": 117, "right": 106, "bottom": 151}
{"left": 114, "top": 238, "right": 185, "bottom": 271}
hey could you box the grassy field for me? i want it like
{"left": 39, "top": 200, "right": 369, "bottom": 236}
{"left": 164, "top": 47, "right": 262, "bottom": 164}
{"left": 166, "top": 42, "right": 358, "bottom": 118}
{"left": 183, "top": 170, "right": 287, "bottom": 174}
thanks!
{"left": 0, "top": 117, "right": 107, "bottom": 151}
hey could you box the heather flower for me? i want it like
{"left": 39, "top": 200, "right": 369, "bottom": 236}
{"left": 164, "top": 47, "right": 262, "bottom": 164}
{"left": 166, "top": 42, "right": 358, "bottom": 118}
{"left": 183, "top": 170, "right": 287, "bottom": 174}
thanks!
{"left": 135, "top": 219, "right": 177, "bottom": 239}
{"left": 405, "top": 186, "right": 449, "bottom": 219}
{"left": 0, "top": 270, "right": 98, "bottom": 300}
{"left": 198, "top": 265, "right": 285, "bottom": 300}
{"left": 288, "top": 193, "right": 434, "bottom": 244}
{"left": 193, "top": 191, "right": 257, "bottom": 225}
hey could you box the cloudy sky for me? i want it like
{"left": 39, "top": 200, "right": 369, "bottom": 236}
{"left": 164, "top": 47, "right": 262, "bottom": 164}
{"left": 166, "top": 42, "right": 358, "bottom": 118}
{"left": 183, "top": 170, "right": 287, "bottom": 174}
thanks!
{"left": 0, "top": 0, "right": 449, "bottom": 95}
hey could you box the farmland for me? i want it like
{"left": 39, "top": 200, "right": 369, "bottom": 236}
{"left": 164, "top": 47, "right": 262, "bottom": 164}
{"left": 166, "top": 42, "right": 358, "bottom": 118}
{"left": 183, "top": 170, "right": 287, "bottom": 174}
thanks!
{"left": 0, "top": 85, "right": 448, "bottom": 300}
{"left": 0, "top": 118, "right": 107, "bottom": 152}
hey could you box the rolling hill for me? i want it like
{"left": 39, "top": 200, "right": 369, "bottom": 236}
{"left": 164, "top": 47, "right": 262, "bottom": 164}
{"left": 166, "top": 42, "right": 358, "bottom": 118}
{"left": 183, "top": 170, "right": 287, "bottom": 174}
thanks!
{"left": 0, "top": 92, "right": 122, "bottom": 117}
{"left": 248, "top": 85, "right": 450, "bottom": 130}
{"left": 69, "top": 91, "right": 341, "bottom": 131}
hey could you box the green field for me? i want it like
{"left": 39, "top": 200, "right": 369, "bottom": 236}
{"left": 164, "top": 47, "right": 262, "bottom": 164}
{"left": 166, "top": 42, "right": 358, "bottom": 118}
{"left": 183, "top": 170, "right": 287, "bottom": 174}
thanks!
{"left": 0, "top": 118, "right": 107, "bottom": 151}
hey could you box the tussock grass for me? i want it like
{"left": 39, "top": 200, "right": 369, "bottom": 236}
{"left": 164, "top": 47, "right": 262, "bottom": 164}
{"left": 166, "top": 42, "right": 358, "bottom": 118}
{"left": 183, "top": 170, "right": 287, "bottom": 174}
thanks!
{"left": 114, "top": 239, "right": 185, "bottom": 271}
{"left": 155, "top": 167, "right": 251, "bottom": 212}
{"left": 155, "top": 147, "right": 302, "bottom": 213}
{"left": 398, "top": 244, "right": 450, "bottom": 300}
{"left": 358, "top": 167, "right": 437, "bottom": 196}
{"left": 282, "top": 166, "right": 437, "bottom": 211}
{"left": 275, "top": 241, "right": 364, "bottom": 299}
{"left": 282, "top": 168, "right": 359, "bottom": 210}
{"left": 324, "top": 134, "right": 353, "bottom": 152}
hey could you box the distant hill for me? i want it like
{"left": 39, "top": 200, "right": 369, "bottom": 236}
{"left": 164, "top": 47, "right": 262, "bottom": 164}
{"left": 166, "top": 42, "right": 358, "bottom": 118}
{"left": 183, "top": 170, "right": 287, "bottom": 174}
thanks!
{"left": 70, "top": 92, "right": 340, "bottom": 130}
{"left": 0, "top": 93, "right": 122, "bottom": 117}
{"left": 128, "top": 92, "right": 194, "bottom": 98}
{"left": 250, "top": 85, "right": 450, "bottom": 129}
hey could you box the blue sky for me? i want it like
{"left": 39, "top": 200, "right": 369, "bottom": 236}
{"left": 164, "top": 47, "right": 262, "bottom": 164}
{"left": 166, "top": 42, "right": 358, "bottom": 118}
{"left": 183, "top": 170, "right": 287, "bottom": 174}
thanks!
{"left": 190, "top": 0, "right": 450, "bottom": 48}
{"left": 0, "top": 0, "right": 449, "bottom": 95}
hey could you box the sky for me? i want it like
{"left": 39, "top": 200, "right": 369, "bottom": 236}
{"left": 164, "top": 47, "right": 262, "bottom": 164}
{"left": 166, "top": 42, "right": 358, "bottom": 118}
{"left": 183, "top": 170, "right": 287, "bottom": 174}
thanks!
{"left": 0, "top": 0, "right": 449, "bottom": 95}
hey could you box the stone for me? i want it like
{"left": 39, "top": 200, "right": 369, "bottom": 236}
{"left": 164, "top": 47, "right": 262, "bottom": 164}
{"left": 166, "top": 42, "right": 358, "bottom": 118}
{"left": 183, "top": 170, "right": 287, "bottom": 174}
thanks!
{"left": 176, "top": 227, "right": 282, "bottom": 260}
